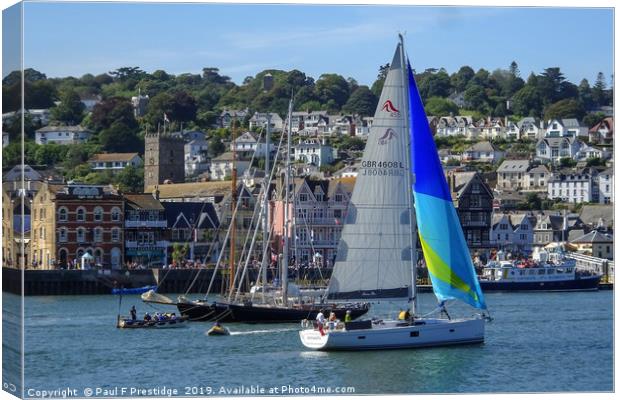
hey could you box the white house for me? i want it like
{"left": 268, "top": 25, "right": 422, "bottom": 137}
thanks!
{"left": 598, "top": 168, "right": 614, "bottom": 204}
{"left": 88, "top": 153, "right": 143, "bottom": 173}
{"left": 517, "top": 117, "right": 544, "bottom": 140}
{"left": 545, "top": 118, "right": 588, "bottom": 138}
{"left": 35, "top": 125, "right": 92, "bottom": 145}
{"left": 355, "top": 117, "right": 373, "bottom": 137}
{"left": 293, "top": 138, "right": 334, "bottom": 167}
{"left": 547, "top": 169, "right": 596, "bottom": 203}
{"left": 2, "top": 131, "right": 8, "bottom": 148}
{"left": 230, "top": 131, "right": 274, "bottom": 157}
{"left": 524, "top": 164, "right": 551, "bottom": 192}
{"left": 462, "top": 141, "right": 504, "bottom": 163}
{"left": 491, "top": 213, "right": 535, "bottom": 255}
{"left": 209, "top": 152, "right": 251, "bottom": 181}
{"left": 588, "top": 117, "right": 613, "bottom": 144}
{"left": 249, "top": 112, "right": 283, "bottom": 132}
{"left": 576, "top": 145, "right": 611, "bottom": 161}
{"left": 185, "top": 138, "right": 209, "bottom": 177}
{"left": 479, "top": 118, "right": 505, "bottom": 140}
{"left": 496, "top": 160, "right": 530, "bottom": 190}
{"left": 535, "top": 137, "right": 584, "bottom": 163}
{"left": 291, "top": 111, "right": 329, "bottom": 134}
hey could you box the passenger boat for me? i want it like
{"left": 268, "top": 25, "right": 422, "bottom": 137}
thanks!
{"left": 479, "top": 248, "right": 601, "bottom": 292}
{"left": 117, "top": 315, "right": 188, "bottom": 329}
{"left": 299, "top": 36, "right": 489, "bottom": 351}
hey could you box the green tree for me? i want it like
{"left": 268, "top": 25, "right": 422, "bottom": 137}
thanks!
{"left": 90, "top": 97, "right": 138, "bottom": 132}
{"left": 370, "top": 63, "right": 390, "bottom": 97}
{"left": 424, "top": 97, "right": 459, "bottom": 116}
{"left": 544, "top": 99, "right": 585, "bottom": 121}
{"left": 172, "top": 243, "right": 189, "bottom": 264}
{"left": 592, "top": 72, "right": 607, "bottom": 107}
{"left": 463, "top": 84, "right": 488, "bottom": 111}
{"left": 208, "top": 136, "right": 226, "bottom": 157}
{"left": 582, "top": 112, "right": 606, "bottom": 129}
{"left": 315, "top": 74, "right": 350, "bottom": 110}
{"left": 559, "top": 157, "right": 577, "bottom": 168}
{"left": 525, "top": 193, "right": 542, "bottom": 210}
{"left": 99, "top": 121, "right": 143, "bottom": 153}
{"left": 511, "top": 85, "right": 542, "bottom": 117}
{"left": 50, "top": 88, "right": 85, "bottom": 125}
{"left": 450, "top": 66, "right": 475, "bottom": 92}
{"left": 342, "top": 86, "right": 377, "bottom": 116}
{"left": 25, "top": 80, "right": 57, "bottom": 109}
{"left": 115, "top": 165, "right": 144, "bottom": 192}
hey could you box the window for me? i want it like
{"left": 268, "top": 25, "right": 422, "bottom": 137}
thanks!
{"left": 58, "top": 207, "right": 68, "bottom": 222}
{"left": 94, "top": 207, "right": 103, "bottom": 222}
{"left": 335, "top": 194, "right": 343, "bottom": 202}
{"left": 94, "top": 227, "right": 103, "bottom": 243}
{"left": 77, "top": 228, "right": 86, "bottom": 243}
{"left": 76, "top": 207, "right": 86, "bottom": 221}
{"left": 111, "top": 207, "right": 121, "bottom": 222}
{"left": 299, "top": 193, "right": 309, "bottom": 202}
{"left": 58, "top": 228, "right": 68, "bottom": 243}
{"left": 111, "top": 228, "right": 120, "bottom": 242}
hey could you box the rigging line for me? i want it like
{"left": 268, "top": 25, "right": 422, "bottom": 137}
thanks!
{"left": 233, "top": 203, "right": 264, "bottom": 302}
{"left": 200, "top": 126, "right": 267, "bottom": 298}
{"left": 179, "top": 125, "right": 266, "bottom": 294}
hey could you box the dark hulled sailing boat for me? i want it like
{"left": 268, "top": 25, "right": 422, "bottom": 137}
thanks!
{"left": 171, "top": 100, "right": 369, "bottom": 323}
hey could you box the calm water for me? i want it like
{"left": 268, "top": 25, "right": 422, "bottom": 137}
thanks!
{"left": 2, "top": 290, "right": 614, "bottom": 396}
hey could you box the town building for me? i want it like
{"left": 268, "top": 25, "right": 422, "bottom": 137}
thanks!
{"left": 131, "top": 91, "right": 149, "bottom": 117}
{"left": 123, "top": 194, "right": 168, "bottom": 267}
{"left": 598, "top": 168, "right": 614, "bottom": 204}
{"left": 292, "top": 138, "right": 334, "bottom": 167}
{"left": 230, "top": 131, "right": 274, "bottom": 157}
{"left": 219, "top": 109, "right": 249, "bottom": 128}
{"left": 143, "top": 131, "right": 185, "bottom": 190}
{"left": 448, "top": 171, "right": 494, "bottom": 257}
{"left": 544, "top": 118, "right": 588, "bottom": 138}
{"left": 535, "top": 137, "right": 584, "bottom": 164}
{"left": 524, "top": 164, "right": 551, "bottom": 192}
{"left": 210, "top": 152, "right": 251, "bottom": 181}
{"left": 144, "top": 181, "right": 231, "bottom": 203}
{"left": 496, "top": 160, "right": 530, "bottom": 190}
{"left": 570, "top": 230, "right": 614, "bottom": 260}
{"left": 490, "top": 213, "right": 536, "bottom": 255}
{"left": 35, "top": 125, "right": 92, "bottom": 145}
{"left": 185, "top": 138, "right": 209, "bottom": 177}
{"left": 462, "top": 141, "right": 504, "bottom": 163}
{"left": 88, "top": 153, "right": 143, "bottom": 174}
{"left": 517, "top": 117, "right": 544, "bottom": 140}
{"left": 588, "top": 117, "right": 613, "bottom": 145}
{"left": 2, "top": 190, "right": 14, "bottom": 267}
{"left": 162, "top": 202, "right": 220, "bottom": 263}
{"left": 32, "top": 183, "right": 125, "bottom": 269}
{"left": 249, "top": 112, "right": 283, "bottom": 132}
{"left": 547, "top": 169, "right": 597, "bottom": 203}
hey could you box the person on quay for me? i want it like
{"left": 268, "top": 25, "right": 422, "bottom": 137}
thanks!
{"left": 130, "top": 306, "right": 137, "bottom": 321}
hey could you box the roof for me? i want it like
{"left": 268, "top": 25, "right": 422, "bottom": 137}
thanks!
{"left": 36, "top": 125, "right": 91, "bottom": 133}
{"left": 161, "top": 202, "right": 219, "bottom": 229}
{"left": 579, "top": 205, "right": 614, "bottom": 228}
{"left": 145, "top": 181, "right": 232, "bottom": 200}
{"left": 464, "top": 141, "right": 498, "bottom": 153}
{"left": 124, "top": 193, "right": 164, "bottom": 210}
{"left": 527, "top": 165, "right": 550, "bottom": 174}
{"left": 497, "top": 160, "right": 529, "bottom": 173}
{"left": 88, "top": 153, "right": 140, "bottom": 163}
{"left": 589, "top": 117, "right": 614, "bottom": 133}
{"left": 3, "top": 164, "right": 43, "bottom": 182}
{"left": 570, "top": 230, "right": 613, "bottom": 244}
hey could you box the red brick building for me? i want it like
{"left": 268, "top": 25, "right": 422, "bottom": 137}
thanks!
{"left": 54, "top": 185, "right": 124, "bottom": 268}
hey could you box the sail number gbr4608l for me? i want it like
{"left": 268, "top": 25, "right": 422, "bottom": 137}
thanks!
{"left": 360, "top": 160, "right": 405, "bottom": 176}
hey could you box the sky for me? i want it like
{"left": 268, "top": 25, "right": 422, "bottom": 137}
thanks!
{"left": 2, "top": 2, "right": 615, "bottom": 88}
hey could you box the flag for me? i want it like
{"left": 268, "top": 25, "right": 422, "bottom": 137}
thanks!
{"left": 163, "top": 113, "right": 170, "bottom": 123}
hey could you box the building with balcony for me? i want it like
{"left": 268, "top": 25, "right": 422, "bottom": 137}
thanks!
{"left": 88, "top": 153, "right": 143, "bottom": 174}
{"left": 35, "top": 125, "right": 92, "bottom": 145}
{"left": 448, "top": 171, "right": 494, "bottom": 258}
{"left": 124, "top": 194, "right": 168, "bottom": 267}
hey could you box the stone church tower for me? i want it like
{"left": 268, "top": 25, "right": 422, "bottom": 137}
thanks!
{"left": 143, "top": 131, "right": 185, "bottom": 191}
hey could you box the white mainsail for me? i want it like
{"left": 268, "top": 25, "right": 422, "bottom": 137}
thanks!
{"left": 327, "top": 45, "right": 414, "bottom": 300}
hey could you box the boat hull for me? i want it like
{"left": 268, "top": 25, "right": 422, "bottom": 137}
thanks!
{"left": 299, "top": 318, "right": 485, "bottom": 351}
{"left": 177, "top": 301, "right": 369, "bottom": 323}
{"left": 118, "top": 317, "right": 188, "bottom": 329}
{"left": 479, "top": 275, "right": 601, "bottom": 292}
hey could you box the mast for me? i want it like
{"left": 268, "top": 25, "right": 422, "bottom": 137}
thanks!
{"left": 262, "top": 113, "right": 271, "bottom": 298}
{"left": 229, "top": 117, "right": 237, "bottom": 299}
{"left": 400, "top": 34, "right": 418, "bottom": 316}
{"left": 282, "top": 98, "right": 293, "bottom": 306}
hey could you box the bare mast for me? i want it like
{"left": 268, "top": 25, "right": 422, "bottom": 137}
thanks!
{"left": 282, "top": 98, "right": 293, "bottom": 306}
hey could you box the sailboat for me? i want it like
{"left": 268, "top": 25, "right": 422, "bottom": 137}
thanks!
{"left": 299, "top": 36, "right": 488, "bottom": 350}
{"left": 173, "top": 100, "right": 369, "bottom": 323}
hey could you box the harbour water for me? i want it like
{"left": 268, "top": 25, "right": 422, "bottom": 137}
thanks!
{"left": 3, "top": 290, "right": 613, "bottom": 396}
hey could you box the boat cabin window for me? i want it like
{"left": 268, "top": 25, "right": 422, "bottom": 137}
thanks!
{"left": 538, "top": 269, "right": 545, "bottom": 275}
{"left": 519, "top": 270, "right": 525, "bottom": 276}
{"left": 528, "top": 270, "right": 536, "bottom": 275}
{"left": 567, "top": 268, "right": 573, "bottom": 273}
{"left": 547, "top": 269, "right": 555, "bottom": 274}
